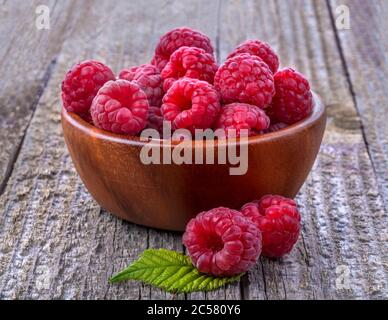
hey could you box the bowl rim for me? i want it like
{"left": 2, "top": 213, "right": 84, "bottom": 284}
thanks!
{"left": 62, "top": 92, "right": 325, "bottom": 147}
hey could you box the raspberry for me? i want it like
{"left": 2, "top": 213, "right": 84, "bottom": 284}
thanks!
{"left": 260, "top": 122, "right": 288, "bottom": 134}
{"left": 152, "top": 27, "right": 214, "bottom": 71}
{"left": 257, "top": 194, "right": 297, "bottom": 211}
{"left": 90, "top": 79, "right": 149, "bottom": 135}
{"left": 228, "top": 40, "right": 279, "bottom": 74}
{"left": 82, "top": 112, "right": 93, "bottom": 124}
{"left": 161, "top": 46, "right": 218, "bottom": 91}
{"left": 214, "top": 54, "right": 275, "bottom": 108}
{"left": 119, "top": 64, "right": 164, "bottom": 107}
{"left": 147, "top": 106, "right": 164, "bottom": 132}
{"left": 61, "top": 60, "right": 115, "bottom": 116}
{"left": 183, "top": 207, "right": 262, "bottom": 277}
{"left": 215, "top": 103, "right": 270, "bottom": 137}
{"left": 240, "top": 195, "right": 300, "bottom": 258}
{"left": 161, "top": 78, "right": 220, "bottom": 133}
{"left": 269, "top": 68, "right": 313, "bottom": 124}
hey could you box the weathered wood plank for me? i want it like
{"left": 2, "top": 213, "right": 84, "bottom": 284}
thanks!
{"left": 114, "top": 0, "right": 225, "bottom": 301}
{"left": 329, "top": 0, "right": 388, "bottom": 212}
{"left": 0, "top": 0, "right": 387, "bottom": 300}
{"left": 0, "top": 0, "right": 154, "bottom": 300}
{"left": 219, "top": 0, "right": 387, "bottom": 299}
{"left": 0, "top": 0, "right": 233, "bottom": 300}
{"left": 0, "top": 0, "right": 78, "bottom": 194}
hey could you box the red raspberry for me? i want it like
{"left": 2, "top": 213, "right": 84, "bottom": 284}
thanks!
{"left": 228, "top": 40, "right": 279, "bottom": 74}
{"left": 73, "top": 111, "right": 93, "bottom": 124}
{"left": 264, "top": 122, "right": 288, "bottom": 133}
{"left": 269, "top": 68, "right": 313, "bottom": 124}
{"left": 214, "top": 54, "right": 275, "bottom": 108}
{"left": 257, "top": 194, "right": 297, "bottom": 211}
{"left": 161, "top": 78, "right": 220, "bottom": 133}
{"left": 215, "top": 103, "right": 270, "bottom": 137}
{"left": 90, "top": 80, "right": 149, "bottom": 135}
{"left": 240, "top": 195, "right": 300, "bottom": 258}
{"left": 119, "top": 64, "right": 164, "bottom": 108}
{"left": 152, "top": 27, "right": 214, "bottom": 71}
{"left": 260, "top": 122, "right": 288, "bottom": 134}
{"left": 147, "top": 106, "right": 164, "bottom": 133}
{"left": 183, "top": 207, "right": 262, "bottom": 277}
{"left": 161, "top": 46, "right": 218, "bottom": 92}
{"left": 61, "top": 60, "right": 115, "bottom": 117}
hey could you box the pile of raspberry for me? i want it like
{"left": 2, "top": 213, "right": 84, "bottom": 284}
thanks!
{"left": 183, "top": 194, "right": 301, "bottom": 277}
{"left": 61, "top": 27, "right": 314, "bottom": 137}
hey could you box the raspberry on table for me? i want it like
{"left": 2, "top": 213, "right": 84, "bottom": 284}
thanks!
{"left": 214, "top": 54, "right": 275, "bottom": 109}
{"left": 161, "top": 78, "right": 220, "bottom": 133}
{"left": 227, "top": 40, "right": 279, "bottom": 74}
{"left": 61, "top": 60, "right": 115, "bottom": 117}
{"left": 215, "top": 103, "right": 270, "bottom": 137}
{"left": 119, "top": 64, "right": 164, "bottom": 108}
{"left": 161, "top": 46, "right": 218, "bottom": 92}
{"left": 268, "top": 67, "right": 313, "bottom": 124}
{"left": 152, "top": 27, "right": 214, "bottom": 72}
{"left": 257, "top": 194, "right": 297, "bottom": 212}
{"left": 240, "top": 195, "right": 300, "bottom": 258}
{"left": 183, "top": 207, "right": 262, "bottom": 277}
{"left": 90, "top": 79, "right": 149, "bottom": 135}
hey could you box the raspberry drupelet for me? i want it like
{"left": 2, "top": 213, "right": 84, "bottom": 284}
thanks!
{"left": 214, "top": 54, "right": 275, "bottom": 109}
{"left": 228, "top": 40, "right": 279, "bottom": 74}
{"left": 119, "top": 64, "right": 164, "bottom": 108}
{"left": 61, "top": 60, "right": 115, "bottom": 118}
{"left": 240, "top": 195, "right": 301, "bottom": 258}
{"left": 183, "top": 207, "right": 262, "bottom": 277}
{"left": 215, "top": 103, "right": 270, "bottom": 137}
{"left": 161, "top": 46, "right": 218, "bottom": 92}
{"left": 90, "top": 79, "right": 149, "bottom": 135}
{"left": 152, "top": 27, "right": 214, "bottom": 72}
{"left": 269, "top": 67, "right": 313, "bottom": 124}
{"left": 161, "top": 78, "right": 220, "bottom": 133}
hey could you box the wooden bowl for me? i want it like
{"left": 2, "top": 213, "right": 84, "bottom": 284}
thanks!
{"left": 62, "top": 93, "right": 326, "bottom": 231}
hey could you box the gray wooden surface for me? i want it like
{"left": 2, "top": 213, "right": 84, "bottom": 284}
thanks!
{"left": 0, "top": 0, "right": 387, "bottom": 299}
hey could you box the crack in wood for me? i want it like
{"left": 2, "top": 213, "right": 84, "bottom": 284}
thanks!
{"left": 0, "top": 58, "right": 57, "bottom": 197}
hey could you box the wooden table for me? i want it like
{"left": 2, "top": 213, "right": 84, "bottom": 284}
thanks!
{"left": 0, "top": 0, "right": 387, "bottom": 300}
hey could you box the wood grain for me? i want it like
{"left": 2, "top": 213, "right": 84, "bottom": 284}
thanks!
{"left": 219, "top": 0, "right": 387, "bottom": 299}
{"left": 0, "top": 0, "right": 78, "bottom": 194}
{"left": 329, "top": 0, "right": 388, "bottom": 212}
{"left": 0, "top": 0, "right": 222, "bottom": 300}
{"left": 0, "top": 0, "right": 387, "bottom": 299}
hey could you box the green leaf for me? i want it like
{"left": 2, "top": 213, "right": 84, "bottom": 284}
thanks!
{"left": 109, "top": 249, "right": 242, "bottom": 293}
